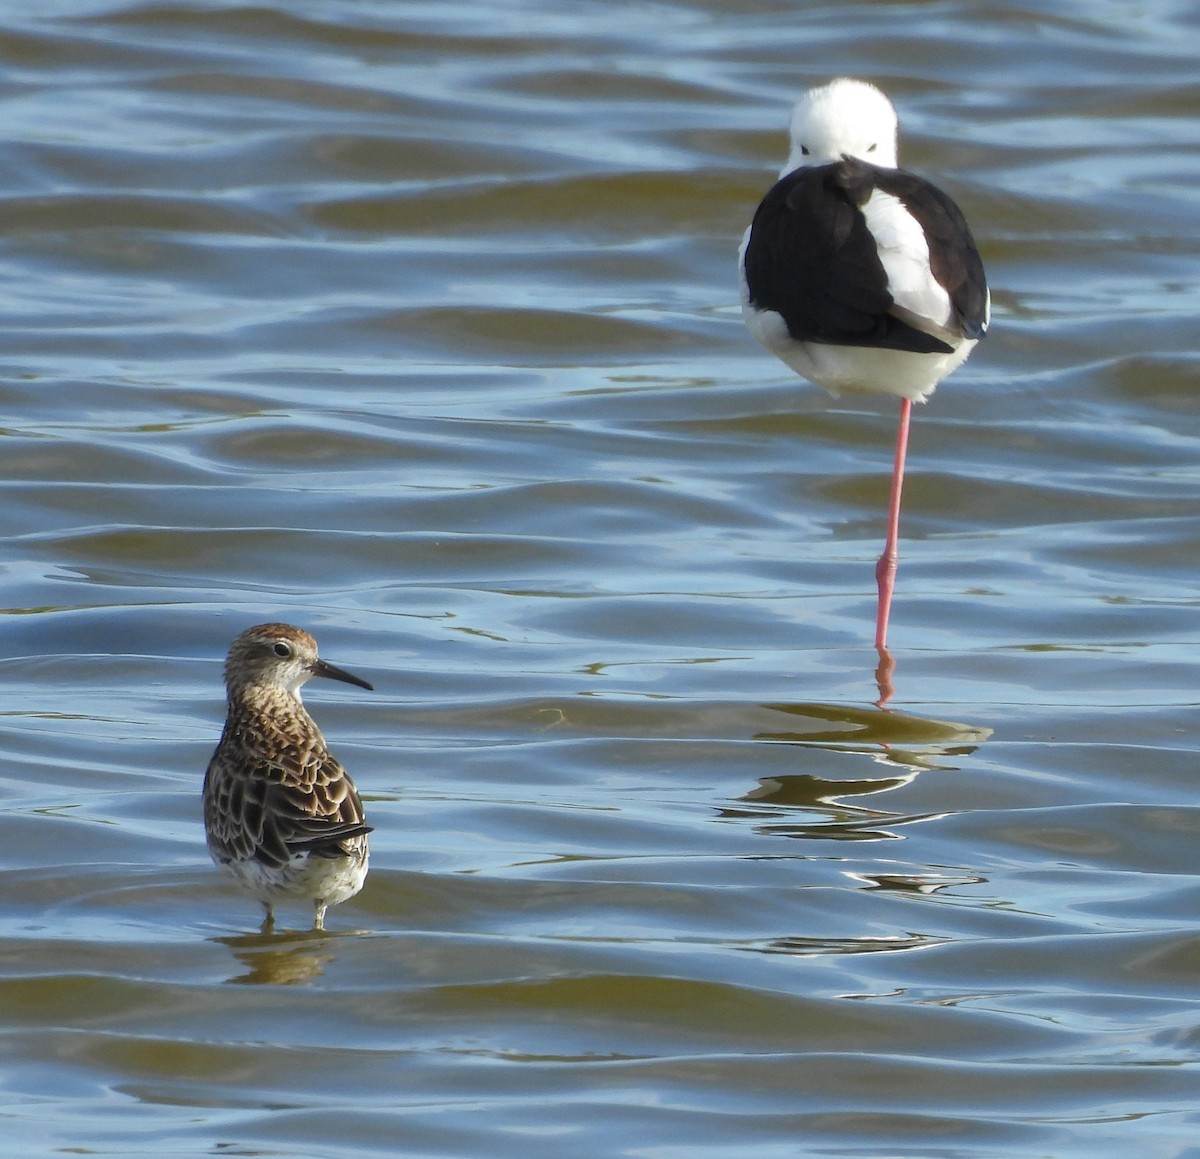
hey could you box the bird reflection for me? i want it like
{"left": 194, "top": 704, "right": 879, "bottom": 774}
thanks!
{"left": 751, "top": 698, "right": 990, "bottom": 759}
{"left": 751, "top": 932, "right": 941, "bottom": 957}
{"left": 725, "top": 700, "right": 991, "bottom": 959}
{"left": 852, "top": 870, "right": 986, "bottom": 895}
{"left": 748, "top": 873, "right": 988, "bottom": 958}
{"left": 729, "top": 768, "right": 915, "bottom": 840}
{"left": 214, "top": 928, "right": 356, "bottom": 985}
{"left": 876, "top": 644, "right": 896, "bottom": 707}
{"left": 720, "top": 698, "right": 990, "bottom": 841}
{"left": 724, "top": 772, "right": 917, "bottom": 842}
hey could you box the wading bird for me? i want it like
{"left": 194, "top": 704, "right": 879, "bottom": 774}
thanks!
{"left": 739, "top": 78, "right": 989, "bottom": 687}
{"left": 203, "top": 623, "right": 374, "bottom": 932}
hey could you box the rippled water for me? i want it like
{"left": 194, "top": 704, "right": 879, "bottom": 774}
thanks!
{"left": 3, "top": 1, "right": 1200, "bottom": 1155}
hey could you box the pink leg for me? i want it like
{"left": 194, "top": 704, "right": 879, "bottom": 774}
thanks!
{"left": 874, "top": 397, "right": 912, "bottom": 653}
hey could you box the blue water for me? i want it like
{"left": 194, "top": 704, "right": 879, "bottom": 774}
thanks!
{"left": 2, "top": 1, "right": 1200, "bottom": 1156}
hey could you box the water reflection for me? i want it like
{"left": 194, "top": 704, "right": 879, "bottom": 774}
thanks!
{"left": 215, "top": 928, "right": 357, "bottom": 985}
{"left": 728, "top": 770, "right": 918, "bottom": 842}
{"left": 751, "top": 699, "right": 991, "bottom": 757}
{"left": 750, "top": 933, "right": 944, "bottom": 957}
{"left": 876, "top": 644, "right": 896, "bottom": 708}
{"left": 725, "top": 700, "right": 991, "bottom": 840}
{"left": 412, "top": 694, "right": 993, "bottom": 754}
{"left": 853, "top": 871, "right": 986, "bottom": 895}
{"left": 747, "top": 872, "right": 989, "bottom": 958}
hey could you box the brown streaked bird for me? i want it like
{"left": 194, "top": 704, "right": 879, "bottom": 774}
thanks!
{"left": 203, "top": 622, "right": 374, "bottom": 932}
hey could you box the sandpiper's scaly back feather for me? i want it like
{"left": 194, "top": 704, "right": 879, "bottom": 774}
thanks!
{"left": 203, "top": 622, "right": 374, "bottom": 931}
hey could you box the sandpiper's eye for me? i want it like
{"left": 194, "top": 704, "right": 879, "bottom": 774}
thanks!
{"left": 273, "top": 642, "right": 292, "bottom": 658}
{"left": 867, "top": 143, "right": 877, "bottom": 153}
{"left": 800, "top": 145, "right": 810, "bottom": 156}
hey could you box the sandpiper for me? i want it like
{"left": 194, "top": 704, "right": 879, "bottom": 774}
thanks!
{"left": 203, "top": 622, "right": 374, "bottom": 932}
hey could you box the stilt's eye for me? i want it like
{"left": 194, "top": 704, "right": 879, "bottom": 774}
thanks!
{"left": 273, "top": 642, "right": 292, "bottom": 658}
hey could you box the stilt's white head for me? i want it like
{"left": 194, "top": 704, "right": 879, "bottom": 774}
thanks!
{"left": 783, "top": 78, "right": 900, "bottom": 174}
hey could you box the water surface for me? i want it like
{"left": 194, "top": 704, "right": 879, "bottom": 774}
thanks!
{"left": 2, "top": 1, "right": 1200, "bottom": 1156}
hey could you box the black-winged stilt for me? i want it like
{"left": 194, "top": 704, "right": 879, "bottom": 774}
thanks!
{"left": 739, "top": 78, "right": 989, "bottom": 665}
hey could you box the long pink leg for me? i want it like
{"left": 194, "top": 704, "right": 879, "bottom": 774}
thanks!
{"left": 874, "top": 397, "right": 912, "bottom": 652}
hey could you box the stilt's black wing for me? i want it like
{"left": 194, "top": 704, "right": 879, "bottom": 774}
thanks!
{"left": 743, "top": 159, "right": 987, "bottom": 352}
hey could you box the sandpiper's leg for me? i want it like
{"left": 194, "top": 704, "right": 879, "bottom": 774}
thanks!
{"left": 313, "top": 901, "right": 328, "bottom": 931}
{"left": 260, "top": 902, "right": 276, "bottom": 934}
{"left": 875, "top": 398, "right": 911, "bottom": 653}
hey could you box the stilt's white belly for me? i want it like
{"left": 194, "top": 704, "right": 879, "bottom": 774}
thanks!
{"left": 740, "top": 298, "right": 975, "bottom": 404}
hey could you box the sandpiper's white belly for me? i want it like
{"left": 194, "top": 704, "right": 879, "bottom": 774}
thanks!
{"left": 217, "top": 846, "right": 369, "bottom": 909}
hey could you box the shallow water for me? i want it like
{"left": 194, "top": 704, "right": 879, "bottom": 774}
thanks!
{"left": 2, "top": 1, "right": 1200, "bottom": 1155}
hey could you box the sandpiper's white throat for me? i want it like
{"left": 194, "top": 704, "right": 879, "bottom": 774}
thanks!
{"left": 202, "top": 622, "right": 374, "bottom": 932}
